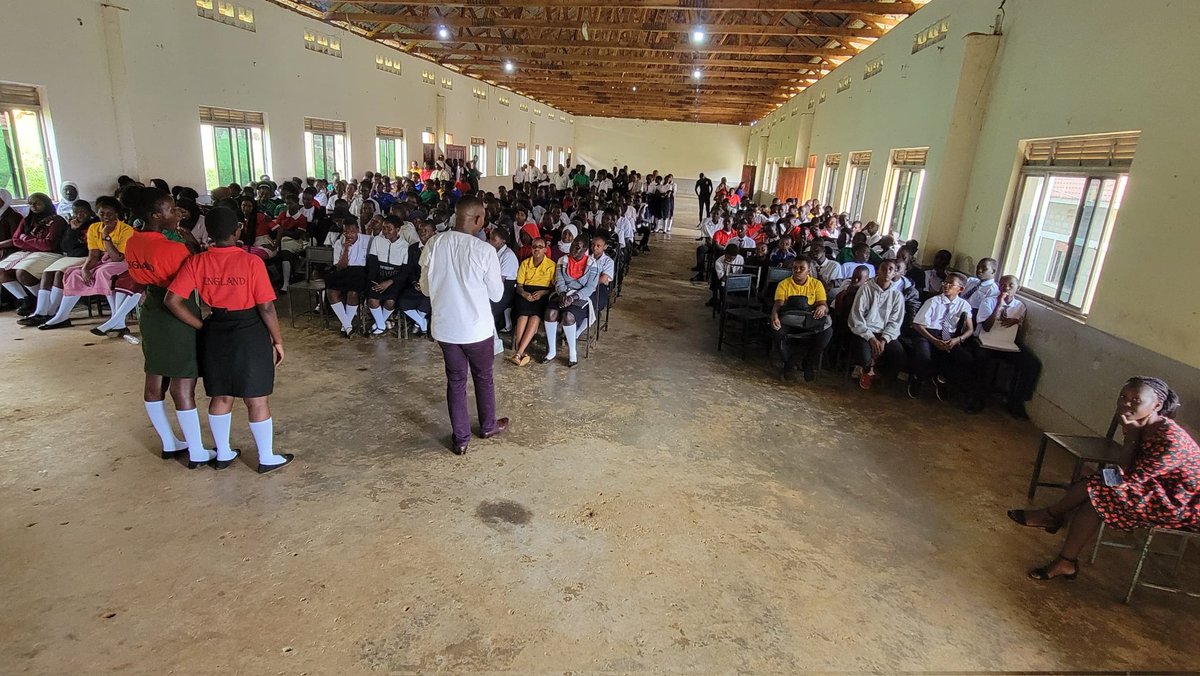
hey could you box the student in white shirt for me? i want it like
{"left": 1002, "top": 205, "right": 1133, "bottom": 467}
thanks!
{"left": 419, "top": 196, "right": 507, "bottom": 454}
{"left": 848, "top": 260, "right": 907, "bottom": 390}
{"left": 961, "top": 257, "right": 1000, "bottom": 315}
{"left": 365, "top": 216, "right": 410, "bottom": 335}
{"left": 909, "top": 272, "right": 974, "bottom": 401}
{"left": 590, "top": 235, "right": 616, "bottom": 310}
{"left": 490, "top": 228, "right": 519, "bottom": 333}
{"left": 706, "top": 243, "right": 744, "bottom": 307}
{"left": 326, "top": 221, "right": 370, "bottom": 337}
{"left": 964, "top": 275, "right": 1041, "bottom": 418}
{"left": 808, "top": 241, "right": 842, "bottom": 293}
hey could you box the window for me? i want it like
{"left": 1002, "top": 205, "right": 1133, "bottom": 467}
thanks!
{"left": 469, "top": 137, "right": 486, "bottom": 177}
{"left": 558, "top": 147, "right": 566, "bottom": 168}
{"left": 496, "top": 141, "right": 509, "bottom": 176}
{"left": 845, "top": 151, "right": 871, "bottom": 221}
{"left": 0, "top": 83, "right": 55, "bottom": 200}
{"left": 883, "top": 148, "right": 928, "bottom": 240}
{"left": 375, "top": 126, "right": 404, "bottom": 176}
{"left": 821, "top": 153, "right": 842, "bottom": 208}
{"left": 199, "top": 106, "right": 266, "bottom": 189}
{"left": 534, "top": 145, "right": 541, "bottom": 167}
{"left": 304, "top": 117, "right": 348, "bottom": 181}
{"left": 516, "top": 143, "right": 528, "bottom": 169}
{"left": 1002, "top": 132, "right": 1136, "bottom": 314}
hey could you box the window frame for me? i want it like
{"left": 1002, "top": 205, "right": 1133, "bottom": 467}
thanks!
{"left": 1001, "top": 167, "right": 1128, "bottom": 317}
{"left": 0, "top": 85, "right": 56, "bottom": 201}
{"left": 375, "top": 126, "right": 405, "bottom": 177}
{"left": 469, "top": 137, "right": 487, "bottom": 177}
{"left": 882, "top": 165, "right": 926, "bottom": 240}
{"left": 496, "top": 141, "right": 509, "bottom": 177}
{"left": 821, "top": 155, "right": 841, "bottom": 208}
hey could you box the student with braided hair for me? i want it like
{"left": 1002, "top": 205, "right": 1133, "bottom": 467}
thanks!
{"left": 1007, "top": 376, "right": 1198, "bottom": 582}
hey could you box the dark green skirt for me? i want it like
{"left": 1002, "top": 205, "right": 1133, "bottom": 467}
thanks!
{"left": 141, "top": 285, "right": 200, "bottom": 378}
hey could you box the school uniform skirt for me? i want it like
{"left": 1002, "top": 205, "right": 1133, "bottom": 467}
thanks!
{"left": 592, "top": 283, "right": 610, "bottom": 312}
{"left": 552, "top": 293, "right": 591, "bottom": 325}
{"left": 326, "top": 265, "right": 367, "bottom": 293}
{"left": 199, "top": 308, "right": 274, "bottom": 398}
{"left": 140, "top": 285, "right": 199, "bottom": 379}
{"left": 43, "top": 256, "right": 87, "bottom": 274}
{"left": 513, "top": 285, "right": 551, "bottom": 317}
{"left": 62, "top": 257, "right": 128, "bottom": 296}
{"left": 112, "top": 271, "right": 146, "bottom": 296}
{"left": 2, "top": 251, "right": 62, "bottom": 276}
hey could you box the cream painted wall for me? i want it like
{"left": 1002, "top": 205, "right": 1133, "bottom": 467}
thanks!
{"left": 574, "top": 116, "right": 750, "bottom": 188}
{"left": 745, "top": 0, "right": 1200, "bottom": 433}
{"left": 0, "top": 0, "right": 574, "bottom": 198}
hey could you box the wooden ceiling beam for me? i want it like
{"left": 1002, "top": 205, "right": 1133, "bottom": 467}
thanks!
{"left": 335, "top": 1, "right": 919, "bottom": 14}
{"left": 394, "top": 32, "right": 858, "bottom": 58}
{"left": 421, "top": 49, "right": 827, "bottom": 71}
{"left": 330, "top": 12, "right": 886, "bottom": 39}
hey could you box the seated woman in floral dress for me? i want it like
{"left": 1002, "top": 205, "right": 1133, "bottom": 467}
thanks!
{"left": 1007, "top": 376, "right": 1199, "bottom": 581}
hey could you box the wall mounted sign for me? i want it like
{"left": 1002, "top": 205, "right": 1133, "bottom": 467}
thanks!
{"left": 836, "top": 76, "right": 852, "bottom": 93}
{"left": 913, "top": 17, "right": 950, "bottom": 54}
{"left": 819, "top": 92, "right": 827, "bottom": 104}
{"left": 864, "top": 57, "right": 884, "bottom": 80}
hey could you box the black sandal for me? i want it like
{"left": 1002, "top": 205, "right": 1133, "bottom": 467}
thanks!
{"left": 1006, "top": 508, "right": 1063, "bottom": 534}
{"left": 1029, "top": 556, "right": 1078, "bottom": 581}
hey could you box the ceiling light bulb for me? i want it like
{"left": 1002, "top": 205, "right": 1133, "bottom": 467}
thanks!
{"left": 632, "top": 86, "right": 637, "bottom": 92}
{"left": 691, "top": 29, "right": 705, "bottom": 44}
{"left": 503, "top": 61, "right": 515, "bottom": 73}
{"left": 437, "top": 26, "right": 450, "bottom": 39}
{"left": 692, "top": 69, "right": 701, "bottom": 79}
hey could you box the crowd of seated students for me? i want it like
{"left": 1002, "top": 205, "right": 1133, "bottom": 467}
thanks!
{"left": 0, "top": 158, "right": 671, "bottom": 370}
{"left": 694, "top": 196, "right": 1042, "bottom": 419}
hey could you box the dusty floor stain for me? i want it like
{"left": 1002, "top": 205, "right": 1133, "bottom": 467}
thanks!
{"left": 1, "top": 206, "right": 1198, "bottom": 673}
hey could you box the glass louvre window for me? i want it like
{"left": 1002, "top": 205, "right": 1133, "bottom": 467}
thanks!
{"left": 375, "top": 126, "right": 405, "bottom": 176}
{"left": 199, "top": 106, "right": 266, "bottom": 188}
{"left": 304, "top": 117, "right": 348, "bottom": 181}
{"left": 883, "top": 148, "right": 928, "bottom": 240}
{"left": 821, "top": 153, "right": 841, "bottom": 208}
{"left": 496, "top": 141, "right": 509, "bottom": 176}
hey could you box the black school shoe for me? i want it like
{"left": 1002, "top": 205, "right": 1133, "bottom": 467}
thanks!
{"left": 18, "top": 314, "right": 49, "bottom": 326}
{"left": 16, "top": 297, "right": 35, "bottom": 317}
{"left": 38, "top": 319, "right": 72, "bottom": 330}
{"left": 907, "top": 378, "right": 922, "bottom": 399}
{"left": 257, "top": 454, "right": 295, "bottom": 474}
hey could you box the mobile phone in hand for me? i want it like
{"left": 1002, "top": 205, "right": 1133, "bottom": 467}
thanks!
{"left": 1102, "top": 467, "right": 1123, "bottom": 487}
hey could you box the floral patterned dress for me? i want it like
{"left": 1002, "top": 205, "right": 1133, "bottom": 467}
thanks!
{"left": 1088, "top": 419, "right": 1200, "bottom": 531}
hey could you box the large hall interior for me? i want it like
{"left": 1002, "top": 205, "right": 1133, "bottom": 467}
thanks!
{"left": 2, "top": 0, "right": 1199, "bottom": 672}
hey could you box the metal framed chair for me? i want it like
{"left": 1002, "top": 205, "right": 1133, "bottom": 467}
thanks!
{"left": 717, "top": 274, "right": 769, "bottom": 359}
{"left": 1103, "top": 526, "right": 1200, "bottom": 604}
{"left": 286, "top": 246, "right": 334, "bottom": 329}
{"left": 1026, "top": 415, "right": 1123, "bottom": 500}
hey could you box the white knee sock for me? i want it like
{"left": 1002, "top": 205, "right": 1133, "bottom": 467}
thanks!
{"left": 369, "top": 306, "right": 386, "bottom": 331}
{"left": 249, "top": 418, "right": 286, "bottom": 465}
{"left": 280, "top": 261, "right": 291, "bottom": 291}
{"left": 33, "top": 289, "right": 51, "bottom": 316}
{"left": 3, "top": 281, "right": 28, "bottom": 299}
{"left": 564, "top": 323, "right": 579, "bottom": 361}
{"left": 330, "top": 301, "right": 348, "bottom": 328}
{"left": 503, "top": 308, "right": 513, "bottom": 332}
{"left": 344, "top": 304, "right": 357, "bottom": 330}
{"left": 208, "top": 412, "right": 237, "bottom": 462}
{"left": 144, "top": 400, "right": 186, "bottom": 453}
{"left": 403, "top": 309, "right": 427, "bottom": 331}
{"left": 176, "top": 408, "right": 215, "bottom": 463}
{"left": 544, "top": 320, "right": 559, "bottom": 358}
{"left": 48, "top": 286, "right": 63, "bottom": 313}
{"left": 97, "top": 291, "right": 139, "bottom": 331}
{"left": 45, "top": 295, "right": 81, "bottom": 325}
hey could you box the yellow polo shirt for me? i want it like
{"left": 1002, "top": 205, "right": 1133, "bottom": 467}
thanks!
{"left": 85, "top": 220, "right": 135, "bottom": 253}
{"left": 517, "top": 255, "right": 556, "bottom": 287}
{"left": 775, "top": 274, "right": 826, "bottom": 305}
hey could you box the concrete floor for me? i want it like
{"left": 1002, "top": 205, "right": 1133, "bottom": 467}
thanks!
{"left": 2, "top": 212, "right": 1199, "bottom": 673}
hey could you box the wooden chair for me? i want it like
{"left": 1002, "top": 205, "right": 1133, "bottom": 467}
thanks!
{"left": 1026, "top": 415, "right": 1123, "bottom": 500}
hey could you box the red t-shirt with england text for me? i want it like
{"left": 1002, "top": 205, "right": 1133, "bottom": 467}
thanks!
{"left": 168, "top": 246, "right": 276, "bottom": 311}
{"left": 125, "top": 231, "right": 190, "bottom": 287}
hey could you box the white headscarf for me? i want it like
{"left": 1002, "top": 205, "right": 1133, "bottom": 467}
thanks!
{"left": 559, "top": 224, "right": 579, "bottom": 253}
{"left": 58, "top": 182, "right": 78, "bottom": 214}
{"left": 0, "top": 188, "right": 11, "bottom": 219}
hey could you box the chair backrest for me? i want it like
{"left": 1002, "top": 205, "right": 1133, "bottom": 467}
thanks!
{"left": 767, "top": 267, "right": 791, "bottom": 283}
{"left": 307, "top": 245, "right": 335, "bottom": 265}
{"left": 724, "top": 273, "right": 753, "bottom": 294}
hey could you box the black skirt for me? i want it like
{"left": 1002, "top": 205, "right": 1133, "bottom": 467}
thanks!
{"left": 513, "top": 285, "right": 551, "bottom": 317}
{"left": 326, "top": 265, "right": 367, "bottom": 293}
{"left": 199, "top": 308, "right": 274, "bottom": 398}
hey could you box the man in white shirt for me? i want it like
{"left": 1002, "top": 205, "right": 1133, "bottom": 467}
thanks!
{"left": 910, "top": 272, "right": 974, "bottom": 401}
{"left": 847, "top": 260, "right": 906, "bottom": 390}
{"left": 966, "top": 274, "right": 1041, "bottom": 418}
{"left": 420, "top": 196, "right": 508, "bottom": 454}
{"left": 553, "top": 166, "right": 570, "bottom": 194}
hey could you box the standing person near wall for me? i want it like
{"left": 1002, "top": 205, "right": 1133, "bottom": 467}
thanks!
{"left": 695, "top": 173, "right": 713, "bottom": 226}
{"left": 420, "top": 196, "right": 509, "bottom": 455}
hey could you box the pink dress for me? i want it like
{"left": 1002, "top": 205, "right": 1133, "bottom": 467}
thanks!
{"left": 62, "top": 221, "right": 134, "bottom": 297}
